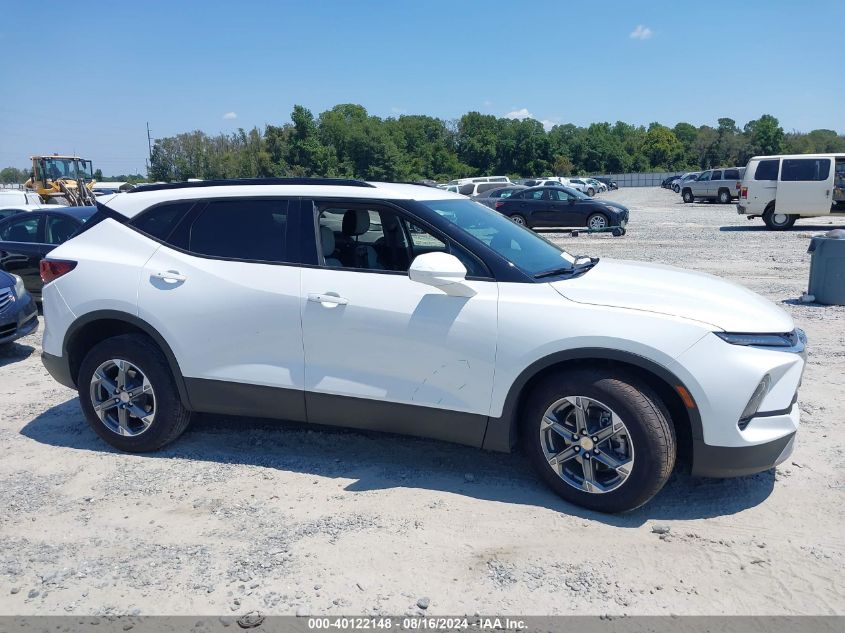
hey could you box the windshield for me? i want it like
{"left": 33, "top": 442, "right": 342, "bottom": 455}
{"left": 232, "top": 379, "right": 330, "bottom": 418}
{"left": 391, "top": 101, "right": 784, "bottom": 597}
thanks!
{"left": 420, "top": 199, "right": 577, "bottom": 275}
{"left": 41, "top": 157, "right": 93, "bottom": 180}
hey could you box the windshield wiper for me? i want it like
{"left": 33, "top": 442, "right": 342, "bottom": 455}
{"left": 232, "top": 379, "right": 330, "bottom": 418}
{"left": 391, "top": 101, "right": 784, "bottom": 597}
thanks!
{"left": 533, "top": 257, "right": 599, "bottom": 279}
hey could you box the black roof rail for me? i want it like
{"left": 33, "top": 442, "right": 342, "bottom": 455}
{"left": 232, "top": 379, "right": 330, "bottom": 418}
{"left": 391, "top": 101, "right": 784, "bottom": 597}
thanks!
{"left": 129, "top": 177, "right": 375, "bottom": 193}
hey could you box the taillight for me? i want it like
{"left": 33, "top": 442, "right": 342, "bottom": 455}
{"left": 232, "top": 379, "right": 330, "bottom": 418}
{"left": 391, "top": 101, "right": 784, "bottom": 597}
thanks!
{"left": 741, "top": 187, "right": 748, "bottom": 199}
{"left": 735, "top": 181, "right": 741, "bottom": 190}
{"left": 40, "top": 259, "right": 77, "bottom": 283}
{"left": 495, "top": 201, "right": 504, "bottom": 209}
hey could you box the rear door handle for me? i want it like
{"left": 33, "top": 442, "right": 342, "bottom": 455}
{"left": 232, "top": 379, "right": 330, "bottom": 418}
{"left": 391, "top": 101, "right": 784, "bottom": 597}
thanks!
{"left": 308, "top": 292, "right": 348, "bottom": 306}
{"left": 152, "top": 270, "right": 186, "bottom": 282}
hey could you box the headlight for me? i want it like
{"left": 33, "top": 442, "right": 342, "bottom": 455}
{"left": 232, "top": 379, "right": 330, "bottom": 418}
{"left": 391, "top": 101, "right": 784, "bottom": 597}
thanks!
{"left": 716, "top": 332, "right": 794, "bottom": 347}
{"left": 12, "top": 274, "right": 26, "bottom": 299}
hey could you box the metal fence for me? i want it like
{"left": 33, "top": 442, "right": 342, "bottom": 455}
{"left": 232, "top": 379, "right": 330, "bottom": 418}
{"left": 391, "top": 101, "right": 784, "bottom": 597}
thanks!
{"left": 593, "top": 172, "right": 680, "bottom": 188}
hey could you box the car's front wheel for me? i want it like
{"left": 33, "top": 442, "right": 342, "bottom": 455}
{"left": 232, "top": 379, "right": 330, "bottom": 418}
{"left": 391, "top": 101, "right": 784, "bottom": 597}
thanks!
{"left": 586, "top": 213, "right": 608, "bottom": 230}
{"left": 520, "top": 369, "right": 676, "bottom": 513}
{"left": 673, "top": 184, "right": 680, "bottom": 193}
{"left": 682, "top": 189, "right": 694, "bottom": 203}
{"left": 78, "top": 333, "right": 191, "bottom": 452}
{"left": 511, "top": 214, "right": 528, "bottom": 227}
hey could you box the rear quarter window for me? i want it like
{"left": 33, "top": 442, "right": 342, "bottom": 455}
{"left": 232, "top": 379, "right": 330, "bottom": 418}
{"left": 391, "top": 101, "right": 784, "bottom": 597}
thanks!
{"left": 724, "top": 169, "right": 739, "bottom": 180}
{"left": 754, "top": 159, "right": 780, "bottom": 181}
{"left": 130, "top": 201, "right": 195, "bottom": 241}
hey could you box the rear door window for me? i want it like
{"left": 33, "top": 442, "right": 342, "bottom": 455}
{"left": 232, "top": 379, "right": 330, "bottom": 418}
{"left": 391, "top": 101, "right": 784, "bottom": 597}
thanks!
{"left": 186, "top": 199, "right": 290, "bottom": 263}
{"left": 754, "top": 159, "right": 779, "bottom": 180}
{"left": 780, "top": 158, "right": 831, "bottom": 181}
{"left": 711, "top": 170, "right": 722, "bottom": 180}
{"left": 45, "top": 215, "right": 80, "bottom": 244}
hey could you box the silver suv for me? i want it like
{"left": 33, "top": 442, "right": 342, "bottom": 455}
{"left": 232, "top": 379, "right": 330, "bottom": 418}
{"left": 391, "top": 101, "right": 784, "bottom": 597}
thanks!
{"left": 681, "top": 167, "right": 746, "bottom": 204}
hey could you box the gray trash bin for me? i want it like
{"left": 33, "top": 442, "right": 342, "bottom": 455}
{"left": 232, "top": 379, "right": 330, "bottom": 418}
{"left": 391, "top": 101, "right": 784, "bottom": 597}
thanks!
{"left": 807, "top": 229, "right": 845, "bottom": 305}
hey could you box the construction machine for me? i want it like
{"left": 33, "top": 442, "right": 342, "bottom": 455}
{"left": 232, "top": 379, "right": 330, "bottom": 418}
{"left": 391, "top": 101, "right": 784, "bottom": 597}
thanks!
{"left": 25, "top": 155, "right": 98, "bottom": 206}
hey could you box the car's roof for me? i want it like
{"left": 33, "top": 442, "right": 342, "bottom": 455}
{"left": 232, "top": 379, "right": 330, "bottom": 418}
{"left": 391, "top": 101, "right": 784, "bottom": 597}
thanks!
{"left": 102, "top": 181, "right": 467, "bottom": 218}
{"left": 4, "top": 206, "right": 97, "bottom": 220}
{"left": 0, "top": 204, "right": 48, "bottom": 212}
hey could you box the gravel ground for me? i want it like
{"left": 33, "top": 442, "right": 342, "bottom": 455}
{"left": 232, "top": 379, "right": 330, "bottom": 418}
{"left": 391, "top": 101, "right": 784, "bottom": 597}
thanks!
{"left": 0, "top": 187, "right": 843, "bottom": 616}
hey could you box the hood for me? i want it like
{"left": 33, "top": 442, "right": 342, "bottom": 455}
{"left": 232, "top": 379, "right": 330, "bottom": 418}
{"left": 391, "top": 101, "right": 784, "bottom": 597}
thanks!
{"left": 599, "top": 200, "right": 628, "bottom": 212}
{"left": 550, "top": 259, "right": 794, "bottom": 333}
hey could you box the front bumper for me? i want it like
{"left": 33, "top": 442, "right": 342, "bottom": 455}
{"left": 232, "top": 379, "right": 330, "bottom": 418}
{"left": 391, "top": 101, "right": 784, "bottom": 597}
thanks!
{"left": 0, "top": 295, "right": 39, "bottom": 345}
{"left": 692, "top": 423, "right": 796, "bottom": 477}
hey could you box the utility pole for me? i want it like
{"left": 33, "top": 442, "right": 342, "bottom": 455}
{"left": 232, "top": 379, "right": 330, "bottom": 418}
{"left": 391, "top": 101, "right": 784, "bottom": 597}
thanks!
{"left": 146, "top": 122, "right": 153, "bottom": 160}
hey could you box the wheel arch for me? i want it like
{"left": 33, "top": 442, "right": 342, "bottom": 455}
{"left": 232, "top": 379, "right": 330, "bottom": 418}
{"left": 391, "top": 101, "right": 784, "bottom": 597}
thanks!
{"left": 63, "top": 310, "right": 192, "bottom": 409}
{"left": 482, "top": 348, "right": 701, "bottom": 466}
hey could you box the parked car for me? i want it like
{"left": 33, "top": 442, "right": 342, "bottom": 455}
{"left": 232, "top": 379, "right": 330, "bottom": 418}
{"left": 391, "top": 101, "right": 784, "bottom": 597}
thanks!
{"left": 39, "top": 178, "right": 806, "bottom": 513}
{"left": 681, "top": 167, "right": 746, "bottom": 204}
{"left": 737, "top": 153, "right": 845, "bottom": 230}
{"left": 446, "top": 181, "right": 510, "bottom": 197}
{"left": 446, "top": 176, "right": 511, "bottom": 186}
{"left": 0, "top": 190, "right": 45, "bottom": 207}
{"left": 584, "top": 178, "right": 607, "bottom": 193}
{"left": 661, "top": 175, "right": 681, "bottom": 188}
{"left": 566, "top": 178, "right": 598, "bottom": 196}
{"left": 594, "top": 177, "right": 618, "bottom": 191}
{"left": 474, "top": 186, "right": 527, "bottom": 209}
{"left": 671, "top": 172, "right": 700, "bottom": 193}
{"left": 0, "top": 206, "right": 96, "bottom": 300}
{"left": 493, "top": 186, "right": 627, "bottom": 231}
{"left": 0, "top": 208, "right": 29, "bottom": 221}
{"left": 0, "top": 269, "right": 38, "bottom": 346}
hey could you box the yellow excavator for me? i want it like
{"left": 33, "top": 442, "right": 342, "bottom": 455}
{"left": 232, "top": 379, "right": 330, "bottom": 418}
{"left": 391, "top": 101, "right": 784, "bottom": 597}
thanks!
{"left": 25, "top": 155, "right": 98, "bottom": 206}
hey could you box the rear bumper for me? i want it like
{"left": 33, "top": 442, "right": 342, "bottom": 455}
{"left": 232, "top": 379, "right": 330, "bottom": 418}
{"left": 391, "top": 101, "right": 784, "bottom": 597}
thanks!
{"left": 42, "top": 351, "right": 76, "bottom": 389}
{"left": 691, "top": 407, "right": 797, "bottom": 478}
{"left": 736, "top": 203, "right": 747, "bottom": 214}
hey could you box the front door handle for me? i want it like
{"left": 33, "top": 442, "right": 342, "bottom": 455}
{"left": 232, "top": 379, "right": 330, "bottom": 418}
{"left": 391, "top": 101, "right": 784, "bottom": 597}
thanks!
{"left": 152, "top": 270, "right": 186, "bottom": 282}
{"left": 308, "top": 292, "right": 348, "bottom": 306}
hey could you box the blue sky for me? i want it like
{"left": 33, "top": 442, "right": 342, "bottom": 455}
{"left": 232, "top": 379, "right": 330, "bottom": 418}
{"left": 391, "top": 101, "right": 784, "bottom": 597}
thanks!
{"left": 1, "top": 0, "right": 841, "bottom": 175}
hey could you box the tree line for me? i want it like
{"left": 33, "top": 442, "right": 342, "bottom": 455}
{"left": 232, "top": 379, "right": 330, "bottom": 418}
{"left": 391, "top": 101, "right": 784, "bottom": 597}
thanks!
{"left": 2, "top": 105, "right": 843, "bottom": 184}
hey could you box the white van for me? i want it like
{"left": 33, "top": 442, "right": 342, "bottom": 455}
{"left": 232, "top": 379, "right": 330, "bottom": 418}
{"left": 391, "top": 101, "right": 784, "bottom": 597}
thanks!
{"left": 446, "top": 181, "right": 514, "bottom": 197}
{"left": 446, "top": 176, "right": 511, "bottom": 186}
{"left": 738, "top": 153, "right": 845, "bottom": 229}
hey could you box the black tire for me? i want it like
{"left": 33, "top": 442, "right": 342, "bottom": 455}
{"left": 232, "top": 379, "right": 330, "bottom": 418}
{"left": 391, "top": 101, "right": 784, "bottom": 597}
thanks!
{"left": 511, "top": 214, "right": 528, "bottom": 227}
{"left": 611, "top": 228, "right": 623, "bottom": 237}
{"left": 672, "top": 184, "right": 680, "bottom": 193}
{"left": 520, "top": 369, "right": 676, "bottom": 513}
{"left": 682, "top": 189, "right": 694, "bottom": 203}
{"left": 718, "top": 189, "right": 732, "bottom": 204}
{"left": 77, "top": 333, "right": 191, "bottom": 452}
{"left": 586, "top": 212, "right": 608, "bottom": 230}
{"left": 587, "top": 187, "right": 596, "bottom": 197}
{"left": 762, "top": 205, "right": 796, "bottom": 230}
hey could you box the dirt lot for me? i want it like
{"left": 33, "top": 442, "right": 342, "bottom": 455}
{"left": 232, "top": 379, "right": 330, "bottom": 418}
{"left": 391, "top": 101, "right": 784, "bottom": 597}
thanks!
{"left": 1, "top": 187, "right": 843, "bottom": 617}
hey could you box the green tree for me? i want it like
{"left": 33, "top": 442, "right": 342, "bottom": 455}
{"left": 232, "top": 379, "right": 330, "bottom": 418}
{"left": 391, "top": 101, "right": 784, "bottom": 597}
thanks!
{"left": 743, "top": 114, "right": 784, "bottom": 159}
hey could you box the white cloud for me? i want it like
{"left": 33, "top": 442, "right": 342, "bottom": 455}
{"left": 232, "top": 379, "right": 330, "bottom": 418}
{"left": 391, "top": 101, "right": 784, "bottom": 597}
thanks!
{"left": 629, "top": 25, "right": 653, "bottom": 40}
{"left": 222, "top": 112, "right": 238, "bottom": 120}
{"left": 540, "top": 120, "right": 556, "bottom": 131}
{"left": 505, "top": 108, "right": 533, "bottom": 120}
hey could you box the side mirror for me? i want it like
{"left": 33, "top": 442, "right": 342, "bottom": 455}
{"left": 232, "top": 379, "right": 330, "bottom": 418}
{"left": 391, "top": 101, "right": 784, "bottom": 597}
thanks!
{"left": 409, "top": 252, "right": 475, "bottom": 297}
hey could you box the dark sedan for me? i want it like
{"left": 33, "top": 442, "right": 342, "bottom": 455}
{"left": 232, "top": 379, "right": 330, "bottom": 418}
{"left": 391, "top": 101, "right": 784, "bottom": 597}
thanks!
{"left": 493, "top": 186, "right": 629, "bottom": 231}
{"left": 0, "top": 269, "right": 38, "bottom": 345}
{"left": 0, "top": 206, "right": 96, "bottom": 299}
{"left": 661, "top": 174, "right": 681, "bottom": 188}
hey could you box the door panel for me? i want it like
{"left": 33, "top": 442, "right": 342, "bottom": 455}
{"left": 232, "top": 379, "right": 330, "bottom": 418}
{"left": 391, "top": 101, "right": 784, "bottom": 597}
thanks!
{"left": 300, "top": 267, "right": 498, "bottom": 417}
{"left": 777, "top": 158, "right": 835, "bottom": 215}
{"left": 138, "top": 247, "right": 305, "bottom": 399}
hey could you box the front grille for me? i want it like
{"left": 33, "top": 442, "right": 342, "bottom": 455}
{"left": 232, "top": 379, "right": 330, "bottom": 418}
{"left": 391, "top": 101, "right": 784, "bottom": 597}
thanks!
{"left": 0, "top": 289, "right": 12, "bottom": 312}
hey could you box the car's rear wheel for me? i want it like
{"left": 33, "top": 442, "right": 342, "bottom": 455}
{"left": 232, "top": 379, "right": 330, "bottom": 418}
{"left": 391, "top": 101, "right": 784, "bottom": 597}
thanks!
{"left": 718, "top": 189, "right": 732, "bottom": 204}
{"left": 586, "top": 213, "right": 608, "bottom": 230}
{"left": 78, "top": 333, "right": 191, "bottom": 452}
{"left": 682, "top": 189, "right": 694, "bottom": 203}
{"left": 762, "top": 205, "right": 796, "bottom": 230}
{"left": 511, "top": 214, "right": 527, "bottom": 227}
{"left": 672, "top": 184, "right": 680, "bottom": 193}
{"left": 520, "top": 369, "right": 676, "bottom": 513}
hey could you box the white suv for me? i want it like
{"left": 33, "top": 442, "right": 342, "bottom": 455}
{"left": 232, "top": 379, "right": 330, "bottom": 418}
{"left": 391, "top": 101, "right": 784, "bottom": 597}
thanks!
{"left": 40, "top": 178, "right": 806, "bottom": 512}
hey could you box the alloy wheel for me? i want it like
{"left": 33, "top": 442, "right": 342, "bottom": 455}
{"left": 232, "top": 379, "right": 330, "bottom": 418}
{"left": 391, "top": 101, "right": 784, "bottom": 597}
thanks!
{"left": 588, "top": 214, "right": 608, "bottom": 230}
{"left": 512, "top": 215, "right": 526, "bottom": 226}
{"left": 89, "top": 359, "right": 156, "bottom": 437}
{"left": 539, "top": 396, "right": 634, "bottom": 494}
